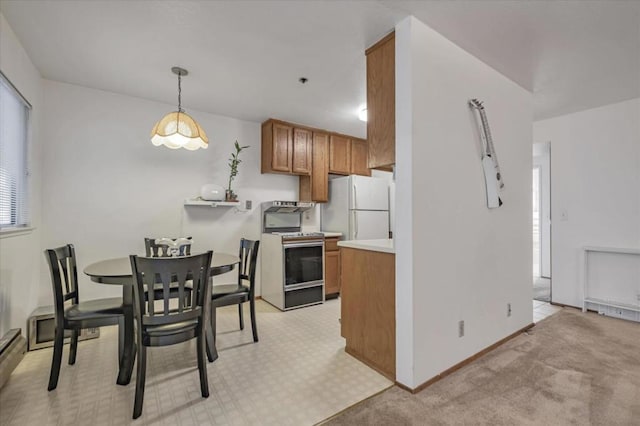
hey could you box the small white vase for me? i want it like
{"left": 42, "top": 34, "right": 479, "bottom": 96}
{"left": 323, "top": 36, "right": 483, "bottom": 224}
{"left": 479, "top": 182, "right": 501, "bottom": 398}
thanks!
{"left": 200, "top": 183, "right": 225, "bottom": 201}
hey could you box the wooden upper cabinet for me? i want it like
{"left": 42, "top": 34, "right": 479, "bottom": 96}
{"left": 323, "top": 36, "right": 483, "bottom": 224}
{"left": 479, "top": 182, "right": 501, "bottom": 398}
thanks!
{"left": 262, "top": 120, "right": 292, "bottom": 174}
{"left": 262, "top": 121, "right": 311, "bottom": 176}
{"left": 299, "top": 132, "right": 329, "bottom": 202}
{"left": 366, "top": 31, "right": 395, "bottom": 169}
{"left": 329, "top": 135, "right": 351, "bottom": 175}
{"left": 292, "top": 128, "right": 312, "bottom": 175}
{"left": 350, "top": 138, "right": 371, "bottom": 176}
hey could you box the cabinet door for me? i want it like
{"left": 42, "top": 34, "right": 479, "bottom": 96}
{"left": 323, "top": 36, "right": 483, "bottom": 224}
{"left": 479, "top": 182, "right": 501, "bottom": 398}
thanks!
{"left": 329, "top": 135, "right": 351, "bottom": 175}
{"left": 350, "top": 138, "right": 371, "bottom": 176}
{"left": 272, "top": 122, "right": 293, "bottom": 172}
{"left": 292, "top": 128, "right": 312, "bottom": 175}
{"left": 366, "top": 32, "right": 395, "bottom": 168}
{"left": 299, "top": 132, "right": 329, "bottom": 202}
{"left": 311, "top": 132, "right": 329, "bottom": 201}
{"left": 325, "top": 250, "right": 341, "bottom": 295}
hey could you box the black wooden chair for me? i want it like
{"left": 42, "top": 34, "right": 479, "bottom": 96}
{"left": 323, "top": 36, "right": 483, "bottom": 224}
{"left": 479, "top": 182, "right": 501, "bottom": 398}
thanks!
{"left": 206, "top": 239, "right": 259, "bottom": 362}
{"left": 129, "top": 251, "right": 212, "bottom": 419}
{"left": 144, "top": 237, "right": 193, "bottom": 303}
{"left": 44, "top": 244, "right": 124, "bottom": 391}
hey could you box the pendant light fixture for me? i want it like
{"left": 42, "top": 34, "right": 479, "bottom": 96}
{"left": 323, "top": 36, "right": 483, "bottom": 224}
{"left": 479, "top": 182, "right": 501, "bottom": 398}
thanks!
{"left": 150, "top": 67, "right": 208, "bottom": 150}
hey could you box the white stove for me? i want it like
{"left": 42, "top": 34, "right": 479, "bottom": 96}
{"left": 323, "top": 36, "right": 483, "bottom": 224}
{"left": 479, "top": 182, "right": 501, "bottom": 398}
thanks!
{"left": 271, "top": 232, "right": 324, "bottom": 239}
{"left": 261, "top": 202, "right": 325, "bottom": 311}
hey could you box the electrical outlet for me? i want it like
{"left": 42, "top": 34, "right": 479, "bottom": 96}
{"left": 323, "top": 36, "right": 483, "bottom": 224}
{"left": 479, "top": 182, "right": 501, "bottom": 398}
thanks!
{"left": 245, "top": 200, "right": 252, "bottom": 210}
{"left": 458, "top": 320, "right": 465, "bottom": 337}
{"left": 507, "top": 303, "right": 512, "bottom": 317}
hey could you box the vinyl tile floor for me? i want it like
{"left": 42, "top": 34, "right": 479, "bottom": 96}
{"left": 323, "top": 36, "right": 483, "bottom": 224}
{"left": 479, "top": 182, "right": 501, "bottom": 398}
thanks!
{"left": 533, "top": 299, "right": 561, "bottom": 323}
{"left": 0, "top": 299, "right": 392, "bottom": 426}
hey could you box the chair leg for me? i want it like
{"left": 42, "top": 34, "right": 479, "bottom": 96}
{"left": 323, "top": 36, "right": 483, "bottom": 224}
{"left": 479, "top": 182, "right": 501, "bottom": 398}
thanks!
{"left": 68, "top": 329, "right": 79, "bottom": 365}
{"left": 118, "top": 305, "right": 136, "bottom": 386}
{"left": 206, "top": 305, "right": 218, "bottom": 363}
{"left": 249, "top": 298, "right": 259, "bottom": 343}
{"left": 48, "top": 326, "right": 64, "bottom": 391}
{"left": 197, "top": 325, "right": 209, "bottom": 398}
{"left": 118, "top": 316, "right": 125, "bottom": 363}
{"left": 238, "top": 304, "right": 244, "bottom": 330}
{"left": 132, "top": 345, "right": 147, "bottom": 419}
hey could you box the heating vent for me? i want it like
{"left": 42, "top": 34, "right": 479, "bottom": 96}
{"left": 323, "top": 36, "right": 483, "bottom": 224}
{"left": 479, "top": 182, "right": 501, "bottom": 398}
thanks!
{"left": 0, "top": 328, "right": 27, "bottom": 389}
{"left": 28, "top": 306, "right": 100, "bottom": 351}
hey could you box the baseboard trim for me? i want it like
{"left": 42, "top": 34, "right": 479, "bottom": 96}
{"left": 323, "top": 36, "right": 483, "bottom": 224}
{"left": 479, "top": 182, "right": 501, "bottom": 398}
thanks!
{"left": 345, "top": 346, "right": 395, "bottom": 381}
{"left": 396, "top": 322, "right": 535, "bottom": 394}
{"left": 549, "top": 301, "right": 580, "bottom": 309}
{"left": 316, "top": 383, "right": 394, "bottom": 425}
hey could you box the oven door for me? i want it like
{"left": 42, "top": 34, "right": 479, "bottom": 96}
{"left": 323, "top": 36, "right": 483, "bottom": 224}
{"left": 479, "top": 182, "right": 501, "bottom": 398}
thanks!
{"left": 282, "top": 241, "right": 324, "bottom": 289}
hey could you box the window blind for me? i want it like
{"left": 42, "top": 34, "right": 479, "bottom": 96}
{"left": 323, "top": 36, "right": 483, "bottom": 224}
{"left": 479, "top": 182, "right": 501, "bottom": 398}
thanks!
{"left": 0, "top": 72, "right": 31, "bottom": 228}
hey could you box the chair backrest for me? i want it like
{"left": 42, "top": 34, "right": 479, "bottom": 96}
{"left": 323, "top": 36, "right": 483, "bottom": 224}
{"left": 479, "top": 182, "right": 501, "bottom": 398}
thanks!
{"left": 238, "top": 239, "right": 260, "bottom": 294}
{"left": 130, "top": 251, "right": 212, "bottom": 327}
{"left": 144, "top": 237, "right": 192, "bottom": 257}
{"left": 44, "top": 244, "right": 79, "bottom": 322}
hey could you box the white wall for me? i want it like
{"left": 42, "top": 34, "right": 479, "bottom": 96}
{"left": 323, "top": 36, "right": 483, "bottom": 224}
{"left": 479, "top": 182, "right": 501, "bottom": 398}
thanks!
{"left": 39, "top": 80, "right": 298, "bottom": 303}
{"left": 395, "top": 16, "right": 533, "bottom": 388}
{"left": 0, "top": 13, "right": 43, "bottom": 336}
{"left": 534, "top": 98, "right": 640, "bottom": 307}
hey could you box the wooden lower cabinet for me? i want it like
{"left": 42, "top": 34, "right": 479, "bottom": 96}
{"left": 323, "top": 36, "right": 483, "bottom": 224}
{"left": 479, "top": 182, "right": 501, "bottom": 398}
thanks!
{"left": 340, "top": 247, "right": 395, "bottom": 380}
{"left": 324, "top": 237, "right": 341, "bottom": 296}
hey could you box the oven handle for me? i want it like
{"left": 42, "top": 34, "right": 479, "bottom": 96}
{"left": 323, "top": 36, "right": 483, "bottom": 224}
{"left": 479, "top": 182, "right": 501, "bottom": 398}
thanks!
{"left": 284, "top": 280, "right": 324, "bottom": 291}
{"left": 282, "top": 241, "right": 324, "bottom": 249}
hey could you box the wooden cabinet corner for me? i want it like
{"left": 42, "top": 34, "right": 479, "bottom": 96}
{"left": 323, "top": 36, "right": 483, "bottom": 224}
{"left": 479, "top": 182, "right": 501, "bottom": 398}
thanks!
{"left": 366, "top": 32, "right": 395, "bottom": 169}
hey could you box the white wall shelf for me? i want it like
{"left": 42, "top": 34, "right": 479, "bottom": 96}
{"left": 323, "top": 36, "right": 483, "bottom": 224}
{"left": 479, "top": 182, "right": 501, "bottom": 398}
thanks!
{"left": 582, "top": 246, "right": 640, "bottom": 320}
{"left": 184, "top": 199, "right": 240, "bottom": 207}
{"left": 183, "top": 199, "right": 247, "bottom": 212}
{"left": 583, "top": 298, "right": 640, "bottom": 313}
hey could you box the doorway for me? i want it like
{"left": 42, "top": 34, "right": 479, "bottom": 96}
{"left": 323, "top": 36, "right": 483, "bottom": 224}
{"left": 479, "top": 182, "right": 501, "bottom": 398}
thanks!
{"left": 533, "top": 142, "right": 551, "bottom": 302}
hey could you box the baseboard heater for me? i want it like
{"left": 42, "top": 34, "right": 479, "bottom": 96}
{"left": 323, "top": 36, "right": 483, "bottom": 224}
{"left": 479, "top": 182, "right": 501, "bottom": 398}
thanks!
{"left": 0, "top": 329, "right": 27, "bottom": 389}
{"left": 28, "top": 306, "right": 100, "bottom": 351}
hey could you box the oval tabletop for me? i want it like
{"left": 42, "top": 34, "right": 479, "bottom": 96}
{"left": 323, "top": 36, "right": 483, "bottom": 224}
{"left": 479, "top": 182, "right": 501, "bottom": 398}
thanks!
{"left": 84, "top": 253, "right": 240, "bottom": 284}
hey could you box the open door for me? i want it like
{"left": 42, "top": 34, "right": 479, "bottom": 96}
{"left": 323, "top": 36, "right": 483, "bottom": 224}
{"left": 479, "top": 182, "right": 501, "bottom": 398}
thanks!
{"left": 533, "top": 142, "right": 551, "bottom": 302}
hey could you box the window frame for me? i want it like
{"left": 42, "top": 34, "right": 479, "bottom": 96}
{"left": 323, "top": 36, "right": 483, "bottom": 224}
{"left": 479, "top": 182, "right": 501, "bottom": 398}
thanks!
{"left": 0, "top": 70, "right": 32, "bottom": 235}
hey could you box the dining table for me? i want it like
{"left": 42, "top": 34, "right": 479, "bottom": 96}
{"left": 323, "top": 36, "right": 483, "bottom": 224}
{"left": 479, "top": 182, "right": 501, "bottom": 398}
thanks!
{"left": 84, "top": 252, "right": 239, "bottom": 385}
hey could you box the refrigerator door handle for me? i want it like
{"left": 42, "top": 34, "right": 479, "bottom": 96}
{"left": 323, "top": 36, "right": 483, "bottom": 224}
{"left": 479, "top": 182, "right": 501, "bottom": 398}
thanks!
{"left": 352, "top": 184, "right": 357, "bottom": 210}
{"left": 353, "top": 210, "right": 358, "bottom": 238}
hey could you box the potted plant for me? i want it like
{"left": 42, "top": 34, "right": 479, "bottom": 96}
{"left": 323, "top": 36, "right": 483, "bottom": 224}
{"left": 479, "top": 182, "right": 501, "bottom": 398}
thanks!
{"left": 226, "top": 140, "right": 249, "bottom": 202}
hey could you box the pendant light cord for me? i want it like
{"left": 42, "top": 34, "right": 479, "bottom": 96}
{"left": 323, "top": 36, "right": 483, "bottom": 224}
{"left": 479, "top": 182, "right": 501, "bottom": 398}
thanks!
{"left": 177, "top": 72, "right": 183, "bottom": 113}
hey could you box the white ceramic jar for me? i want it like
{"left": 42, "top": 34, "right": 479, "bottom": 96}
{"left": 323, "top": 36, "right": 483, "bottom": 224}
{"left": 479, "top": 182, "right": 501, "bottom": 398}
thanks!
{"left": 200, "top": 183, "right": 225, "bottom": 201}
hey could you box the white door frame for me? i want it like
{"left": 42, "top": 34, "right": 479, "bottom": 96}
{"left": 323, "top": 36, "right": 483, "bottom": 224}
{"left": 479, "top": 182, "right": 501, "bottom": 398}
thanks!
{"left": 533, "top": 142, "right": 551, "bottom": 279}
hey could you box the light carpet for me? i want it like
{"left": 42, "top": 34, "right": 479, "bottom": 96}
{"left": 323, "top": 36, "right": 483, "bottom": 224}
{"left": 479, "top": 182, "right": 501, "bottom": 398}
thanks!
{"left": 322, "top": 308, "right": 640, "bottom": 425}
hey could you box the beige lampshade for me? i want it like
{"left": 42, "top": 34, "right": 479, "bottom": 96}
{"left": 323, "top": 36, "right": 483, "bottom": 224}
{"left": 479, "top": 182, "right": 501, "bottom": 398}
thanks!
{"left": 150, "top": 111, "right": 209, "bottom": 150}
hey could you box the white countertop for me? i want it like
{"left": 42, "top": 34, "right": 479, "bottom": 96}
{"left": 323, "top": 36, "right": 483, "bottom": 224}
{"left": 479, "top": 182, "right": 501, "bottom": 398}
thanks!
{"left": 322, "top": 232, "right": 342, "bottom": 238}
{"left": 337, "top": 239, "right": 395, "bottom": 254}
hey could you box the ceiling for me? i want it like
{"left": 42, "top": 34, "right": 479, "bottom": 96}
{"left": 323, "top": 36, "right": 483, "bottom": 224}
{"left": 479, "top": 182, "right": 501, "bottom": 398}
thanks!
{"left": 1, "top": 0, "right": 638, "bottom": 138}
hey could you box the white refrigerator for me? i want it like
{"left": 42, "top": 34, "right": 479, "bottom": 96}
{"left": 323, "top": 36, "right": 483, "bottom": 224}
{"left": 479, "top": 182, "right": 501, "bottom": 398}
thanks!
{"left": 322, "top": 175, "right": 390, "bottom": 240}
